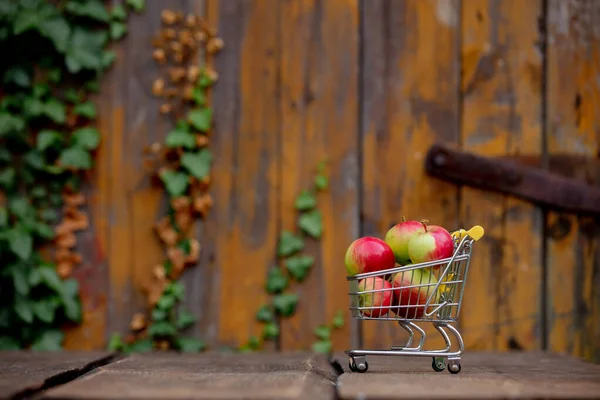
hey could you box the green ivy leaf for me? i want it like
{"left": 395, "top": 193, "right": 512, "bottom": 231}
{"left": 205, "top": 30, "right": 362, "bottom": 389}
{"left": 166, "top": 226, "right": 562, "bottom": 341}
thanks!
{"left": 315, "top": 174, "right": 328, "bottom": 190}
{"left": 332, "top": 310, "right": 344, "bottom": 329}
{"left": 3, "top": 67, "right": 30, "bottom": 87}
{"left": 12, "top": 267, "right": 29, "bottom": 296}
{"left": 31, "top": 330, "right": 64, "bottom": 351}
{"left": 85, "top": 80, "right": 100, "bottom": 93}
{"left": 191, "top": 87, "right": 206, "bottom": 105}
{"left": 110, "top": 21, "right": 127, "bottom": 40}
{"left": 64, "top": 88, "right": 80, "bottom": 103}
{"left": 35, "top": 222, "right": 55, "bottom": 240}
{"left": 38, "top": 266, "right": 63, "bottom": 293}
{"left": 180, "top": 149, "right": 212, "bottom": 180}
{"left": 37, "top": 130, "right": 62, "bottom": 151}
{"left": 65, "top": 0, "right": 110, "bottom": 22}
{"left": 23, "top": 97, "right": 45, "bottom": 118}
{"left": 238, "top": 335, "right": 261, "bottom": 353}
{"left": 272, "top": 293, "right": 298, "bottom": 317}
{"left": 107, "top": 333, "right": 125, "bottom": 351}
{"left": 0, "top": 168, "right": 16, "bottom": 189}
{"left": 265, "top": 268, "right": 288, "bottom": 295}
{"left": 165, "top": 129, "right": 196, "bottom": 149}
{"left": 167, "top": 281, "right": 185, "bottom": 301}
{"left": 8, "top": 229, "right": 33, "bottom": 260}
{"left": 72, "top": 127, "right": 101, "bottom": 150}
{"left": 44, "top": 98, "right": 66, "bottom": 123}
{"left": 101, "top": 50, "right": 117, "bottom": 69}
{"left": 40, "top": 208, "right": 59, "bottom": 223}
{"left": 33, "top": 83, "right": 50, "bottom": 98}
{"left": 188, "top": 108, "right": 212, "bottom": 132}
{"left": 0, "top": 208, "right": 7, "bottom": 227}
{"left": 14, "top": 297, "right": 33, "bottom": 323}
{"left": 73, "top": 102, "right": 97, "bottom": 119}
{"left": 111, "top": 4, "right": 128, "bottom": 20}
{"left": 262, "top": 322, "right": 279, "bottom": 340}
{"left": 48, "top": 68, "right": 61, "bottom": 83}
{"left": 176, "top": 309, "right": 196, "bottom": 330}
{"left": 311, "top": 340, "right": 332, "bottom": 354}
{"left": 32, "top": 299, "right": 57, "bottom": 324}
{"left": 160, "top": 170, "right": 189, "bottom": 197}
{"left": 151, "top": 308, "right": 167, "bottom": 321}
{"left": 127, "top": 338, "right": 153, "bottom": 353}
{"left": 284, "top": 255, "right": 314, "bottom": 282}
{"left": 277, "top": 231, "right": 304, "bottom": 257}
{"left": 0, "top": 337, "right": 20, "bottom": 350}
{"left": 157, "top": 294, "right": 176, "bottom": 311}
{"left": 177, "top": 337, "right": 206, "bottom": 353}
{"left": 40, "top": 17, "right": 71, "bottom": 53}
{"left": 13, "top": 1, "right": 57, "bottom": 34}
{"left": 62, "top": 294, "right": 82, "bottom": 322}
{"left": 9, "top": 197, "right": 32, "bottom": 218}
{"left": 66, "top": 28, "right": 107, "bottom": 73}
{"left": 148, "top": 321, "right": 177, "bottom": 338}
{"left": 24, "top": 150, "right": 46, "bottom": 170}
{"left": 294, "top": 190, "right": 317, "bottom": 211}
{"left": 0, "top": 112, "right": 25, "bottom": 136}
{"left": 255, "top": 304, "right": 274, "bottom": 323}
{"left": 29, "top": 268, "right": 42, "bottom": 286}
{"left": 298, "top": 209, "right": 323, "bottom": 238}
{"left": 126, "top": 0, "right": 146, "bottom": 12}
{"left": 313, "top": 325, "right": 331, "bottom": 341}
{"left": 59, "top": 147, "right": 92, "bottom": 169}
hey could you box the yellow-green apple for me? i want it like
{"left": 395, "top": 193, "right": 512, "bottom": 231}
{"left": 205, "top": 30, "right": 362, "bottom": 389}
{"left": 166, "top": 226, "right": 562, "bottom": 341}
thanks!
{"left": 390, "top": 267, "right": 439, "bottom": 319}
{"left": 344, "top": 237, "right": 396, "bottom": 276}
{"left": 384, "top": 219, "right": 426, "bottom": 264}
{"left": 357, "top": 277, "right": 393, "bottom": 317}
{"left": 407, "top": 221, "right": 454, "bottom": 267}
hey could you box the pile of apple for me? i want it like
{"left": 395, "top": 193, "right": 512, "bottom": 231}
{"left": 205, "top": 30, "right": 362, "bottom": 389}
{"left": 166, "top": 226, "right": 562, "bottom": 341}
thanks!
{"left": 344, "top": 219, "right": 455, "bottom": 319}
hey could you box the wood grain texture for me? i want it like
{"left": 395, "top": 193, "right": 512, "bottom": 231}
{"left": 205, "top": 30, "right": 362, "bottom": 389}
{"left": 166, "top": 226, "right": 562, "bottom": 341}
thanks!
{"left": 279, "top": 0, "right": 359, "bottom": 352}
{"left": 208, "top": 0, "right": 281, "bottom": 349}
{"left": 460, "top": 0, "right": 543, "bottom": 351}
{"left": 361, "top": 0, "right": 460, "bottom": 351}
{"left": 546, "top": 0, "right": 600, "bottom": 363}
{"left": 0, "top": 351, "right": 114, "bottom": 399}
{"left": 336, "top": 351, "right": 600, "bottom": 399}
{"left": 41, "top": 352, "right": 337, "bottom": 400}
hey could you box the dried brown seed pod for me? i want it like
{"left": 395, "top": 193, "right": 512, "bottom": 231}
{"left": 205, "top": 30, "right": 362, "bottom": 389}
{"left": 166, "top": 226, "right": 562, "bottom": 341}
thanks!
{"left": 161, "top": 9, "right": 177, "bottom": 25}
{"left": 205, "top": 68, "right": 219, "bottom": 82}
{"left": 185, "top": 14, "right": 197, "bottom": 28}
{"left": 168, "top": 67, "right": 186, "bottom": 83}
{"left": 194, "top": 30, "right": 206, "bottom": 42}
{"left": 152, "top": 48, "right": 166, "bottom": 63}
{"left": 130, "top": 313, "right": 147, "bottom": 331}
{"left": 183, "top": 84, "right": 194, "bottom": 100}
{"left": 164, "top": 87, "right": 178, "bottom": 99}
{"left": 196, "top": 135, "right": 209, "bottom": 147}
{"left": 159, "top": 103, "right": 172, "bottom": 114}
{"left": 206, "top": 37, "right": 224, "bottom": 54}
{"left": 187, "top": 65, "right": 200, "bottom": 82}
{"left": 163, "top": 28, "right": 176, "bottom": 40}
{"left": 152, "top": 78, "right": 165, "bottom": 96}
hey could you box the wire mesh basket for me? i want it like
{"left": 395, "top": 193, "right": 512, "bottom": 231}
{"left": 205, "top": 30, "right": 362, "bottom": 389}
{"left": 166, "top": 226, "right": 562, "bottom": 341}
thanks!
{"left": 345, "top": 226, "right": 484, "bottom": 374}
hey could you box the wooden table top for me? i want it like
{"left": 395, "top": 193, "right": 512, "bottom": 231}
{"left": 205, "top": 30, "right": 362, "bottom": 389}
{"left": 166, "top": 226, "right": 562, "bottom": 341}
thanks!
{"left": 1, "top": 350, "right": 600, "bottom": 399}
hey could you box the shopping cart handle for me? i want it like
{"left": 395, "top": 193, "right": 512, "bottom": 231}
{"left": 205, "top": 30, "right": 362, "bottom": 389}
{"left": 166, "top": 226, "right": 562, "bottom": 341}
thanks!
{"left": 451, "top": 225, "right": 484, "bottom": 241}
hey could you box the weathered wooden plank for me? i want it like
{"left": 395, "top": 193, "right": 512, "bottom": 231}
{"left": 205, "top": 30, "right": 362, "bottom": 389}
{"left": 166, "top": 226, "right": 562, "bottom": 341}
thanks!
{"left": 206, "top": 0, "right": 280, "bottom": 349}
{"left": 279, "top": 0, "right": 359, "bottom": 352}
{"left": 0, "top": 351, "right": 114, "bottom": 399}
{"left": 336, "top": 351, "right": 600, "bottom": 399}
{"left": 459, "top": 0, "right": 543, "bottom": 351}
{"left": 546, "top": 0, "right": 600, "bottom": 363}
{"left": 41, "top": 352, "right": 337, "bottom": 400}
{"left": 361, "top": 0, "right": 460, "bottom": 351}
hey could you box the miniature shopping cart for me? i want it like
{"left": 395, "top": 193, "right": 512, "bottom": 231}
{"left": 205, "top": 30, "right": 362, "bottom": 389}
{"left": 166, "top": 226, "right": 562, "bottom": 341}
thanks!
{"left": 345, "top": 226, "right": 484, "bottom": 374}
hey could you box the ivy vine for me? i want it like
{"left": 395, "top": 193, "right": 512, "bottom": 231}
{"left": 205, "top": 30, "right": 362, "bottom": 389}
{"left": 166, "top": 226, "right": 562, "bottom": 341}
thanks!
{"left": 239, "top": 161, "right": 345, "bottom": 354}
{"left": 0, "top": 0, "right": 143, "bottom": 350}
{"left": 108, "top": 8, "right": 222, "bottom": 354}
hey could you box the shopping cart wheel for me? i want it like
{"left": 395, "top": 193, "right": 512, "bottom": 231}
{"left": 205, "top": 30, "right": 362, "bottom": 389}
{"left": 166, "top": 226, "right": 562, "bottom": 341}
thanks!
{"left": 349, "top": 357, "right": 368, "bottom": 373}
{"left": 431, "top": 357, "right": 446, "bottom": 372}
{"left": 447, "top": 359, "right": 461, "bottom": 374}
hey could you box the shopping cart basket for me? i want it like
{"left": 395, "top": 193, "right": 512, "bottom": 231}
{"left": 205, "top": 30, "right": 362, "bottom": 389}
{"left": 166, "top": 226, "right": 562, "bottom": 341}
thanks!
{"left": 345, "top": 226, "right": 484, "bottom": 374}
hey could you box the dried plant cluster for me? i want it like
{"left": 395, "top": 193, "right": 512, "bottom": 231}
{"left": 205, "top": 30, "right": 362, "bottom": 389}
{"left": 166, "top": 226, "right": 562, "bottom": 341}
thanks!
{"left": 109, "top": 9, "right": 222, "bottom": 353}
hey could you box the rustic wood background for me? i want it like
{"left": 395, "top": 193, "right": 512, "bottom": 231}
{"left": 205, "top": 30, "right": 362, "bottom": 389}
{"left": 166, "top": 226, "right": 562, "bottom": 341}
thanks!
{"left": 62, "top": 0, "right": 600, "bottom": 364}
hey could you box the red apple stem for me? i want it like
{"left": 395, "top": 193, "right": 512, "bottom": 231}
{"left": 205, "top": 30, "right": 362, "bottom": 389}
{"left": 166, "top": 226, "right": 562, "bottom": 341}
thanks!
{"left": 420, "top": 219, "right": 429, "bottom": 232}
{"left": 401, "top": 216, "right": 406, "bottom": 222}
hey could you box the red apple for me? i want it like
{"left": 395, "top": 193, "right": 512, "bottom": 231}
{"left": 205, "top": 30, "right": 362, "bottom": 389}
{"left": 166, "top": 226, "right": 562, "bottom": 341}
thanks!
{"left": 384, "top": 218, "right": 426, "bottom": 264}
{"left": 344, "top": 236, "right": 396, "bottom": 276}
{"left": 357, "top": 277, "right": 393, "bottom": 317}
{"left": 390, "top": 267, "right": 440, "bottom": 319}
{"left": 407, "top": 221, "right": 454, "bottom": 266}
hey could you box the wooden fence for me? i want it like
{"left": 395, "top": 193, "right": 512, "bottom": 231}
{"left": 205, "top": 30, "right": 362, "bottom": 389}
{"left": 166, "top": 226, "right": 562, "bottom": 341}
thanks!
{"left": 62, "top": 0, "right": 600, "bottom": 363}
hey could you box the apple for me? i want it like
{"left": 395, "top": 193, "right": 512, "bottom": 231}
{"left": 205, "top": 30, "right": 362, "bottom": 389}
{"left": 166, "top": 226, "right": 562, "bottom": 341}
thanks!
{"left": 407, "top": 221, "right": 454, "bottom": 266}
{"left": 384, "top": 218, "right": 426, "bottom": 264}
{"left": 390, "top": 267, "right": 440, "bottom": 319}
{"left": 357, "top": 277, "right": 393, "bottom": 317}
{"left": 344, "top": 236, "right": 396, "bottom": 276}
